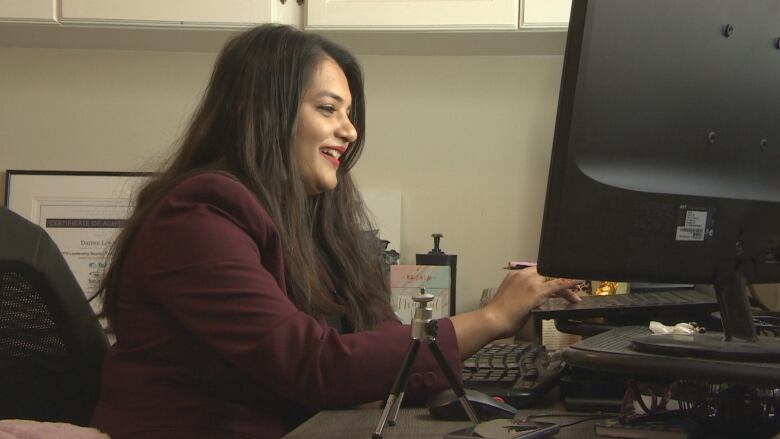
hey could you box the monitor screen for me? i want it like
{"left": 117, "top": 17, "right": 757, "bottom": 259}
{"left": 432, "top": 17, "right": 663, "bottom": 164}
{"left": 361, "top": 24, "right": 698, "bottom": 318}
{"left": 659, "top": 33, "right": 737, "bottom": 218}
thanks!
{"left": 537, "top": 0, "right": 780, "bottom": 360}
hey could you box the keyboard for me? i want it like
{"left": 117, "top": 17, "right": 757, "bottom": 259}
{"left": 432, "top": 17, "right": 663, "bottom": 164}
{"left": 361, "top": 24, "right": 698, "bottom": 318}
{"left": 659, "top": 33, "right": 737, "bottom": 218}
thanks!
{"left": 462, "top": 343, "right": 565, "bottom": 409}
{"left": 531, "top": 289, "right": 718, "bottom": 320}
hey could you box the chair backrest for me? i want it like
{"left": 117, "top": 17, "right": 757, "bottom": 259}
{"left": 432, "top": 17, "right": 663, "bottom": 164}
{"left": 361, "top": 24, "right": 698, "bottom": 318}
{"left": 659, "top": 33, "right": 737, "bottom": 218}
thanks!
{"left": 0, "top": 207, "right": 109, "bottom": 426}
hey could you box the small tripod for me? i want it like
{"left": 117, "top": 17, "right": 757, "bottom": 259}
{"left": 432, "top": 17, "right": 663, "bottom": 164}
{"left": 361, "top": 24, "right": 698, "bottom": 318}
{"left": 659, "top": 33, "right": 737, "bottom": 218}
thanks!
{"left": 372, "top": 288, "right": 479, "bottom": 439}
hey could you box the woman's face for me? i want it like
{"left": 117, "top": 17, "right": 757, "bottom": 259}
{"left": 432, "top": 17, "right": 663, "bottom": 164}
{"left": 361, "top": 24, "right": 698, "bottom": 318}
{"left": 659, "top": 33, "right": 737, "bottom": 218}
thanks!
{"left": 294, "top": 57, "right": 358, "bottom": 195}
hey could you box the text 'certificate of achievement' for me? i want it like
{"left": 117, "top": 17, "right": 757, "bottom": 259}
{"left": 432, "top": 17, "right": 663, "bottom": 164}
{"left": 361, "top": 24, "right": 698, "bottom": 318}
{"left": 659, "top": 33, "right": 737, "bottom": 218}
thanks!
{"left": 5, "top": 171, "right": 150, "bottom": 303}
{"left": 38, "top": 201, "right": 129, "bottom": 297}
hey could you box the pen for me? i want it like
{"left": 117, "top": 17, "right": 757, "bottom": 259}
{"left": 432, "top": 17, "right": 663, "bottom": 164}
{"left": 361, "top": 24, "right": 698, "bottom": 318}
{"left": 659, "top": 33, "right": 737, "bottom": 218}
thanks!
{"left": 504, "top": 261, "right": 560, "bottom": 283}
{"left": 503, "top": 261, "right": 536, "bottom": 270}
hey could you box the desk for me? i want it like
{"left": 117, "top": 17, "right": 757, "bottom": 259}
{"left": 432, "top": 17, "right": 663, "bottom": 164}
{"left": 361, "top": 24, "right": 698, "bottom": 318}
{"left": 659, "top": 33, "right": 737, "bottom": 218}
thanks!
{"left": 282, "top": 405, "right": 602, "bottom": 438}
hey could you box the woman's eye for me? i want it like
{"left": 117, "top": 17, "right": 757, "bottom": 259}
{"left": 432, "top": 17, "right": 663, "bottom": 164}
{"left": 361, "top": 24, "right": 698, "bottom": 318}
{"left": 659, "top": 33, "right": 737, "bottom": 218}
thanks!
{"left": 319, "top": 105, "right": 336, "bottom": 114}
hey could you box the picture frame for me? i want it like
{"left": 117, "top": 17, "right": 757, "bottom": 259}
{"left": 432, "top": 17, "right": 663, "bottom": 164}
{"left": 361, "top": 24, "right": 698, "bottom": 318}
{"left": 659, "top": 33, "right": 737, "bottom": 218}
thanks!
{"left": 4, "top": 170, "right": 152, "bottom": 300}
{"left": 389, "top": 265, "right": 453, "bottom": 324}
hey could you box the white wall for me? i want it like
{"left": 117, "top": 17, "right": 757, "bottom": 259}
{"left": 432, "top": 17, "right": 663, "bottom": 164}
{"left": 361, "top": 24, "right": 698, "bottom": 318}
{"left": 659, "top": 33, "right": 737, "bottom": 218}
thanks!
{"left": 0, "top": 47, "right": 565, "bottom": 313}
{"left": 356, "top": 55, "right": 563, "bottom": 312}
{"left": 0, "top": 48, "right": 212, "bottom": 177}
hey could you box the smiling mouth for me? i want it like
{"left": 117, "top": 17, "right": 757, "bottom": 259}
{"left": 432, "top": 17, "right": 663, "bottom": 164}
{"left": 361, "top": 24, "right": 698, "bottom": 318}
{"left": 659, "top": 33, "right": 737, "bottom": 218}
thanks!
{"left": 320, "top": 147, "right": 345, "bottom": 165}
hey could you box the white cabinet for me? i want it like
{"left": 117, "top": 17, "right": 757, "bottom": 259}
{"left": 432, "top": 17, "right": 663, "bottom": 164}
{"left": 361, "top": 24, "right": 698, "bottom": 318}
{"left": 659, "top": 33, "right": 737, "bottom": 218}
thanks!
{"left": 521, "top": 0, "right": 571, "bottom": 29}
{"left": 305, "top": 0, "right": 519, "bottom": 31}
{"left": 60, "top": 0, "right": 301, "bottom": 28}
{"left": 0, "top": 0, "right": 57, "bottom": 23}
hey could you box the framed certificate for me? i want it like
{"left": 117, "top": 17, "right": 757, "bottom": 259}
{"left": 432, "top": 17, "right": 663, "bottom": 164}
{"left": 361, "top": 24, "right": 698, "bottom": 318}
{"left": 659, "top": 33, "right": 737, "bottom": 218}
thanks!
{"left": 389, "top": 265, "right": 452, "bottom": 324}
{"left": 4, "top": 170, "right": 152, "bottom": 300}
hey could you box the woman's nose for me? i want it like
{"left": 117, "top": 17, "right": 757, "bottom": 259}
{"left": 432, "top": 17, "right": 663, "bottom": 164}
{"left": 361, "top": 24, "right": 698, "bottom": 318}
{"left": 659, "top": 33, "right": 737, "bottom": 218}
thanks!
{"left": 338, "top": 116, "right": 358, "bottom": 143}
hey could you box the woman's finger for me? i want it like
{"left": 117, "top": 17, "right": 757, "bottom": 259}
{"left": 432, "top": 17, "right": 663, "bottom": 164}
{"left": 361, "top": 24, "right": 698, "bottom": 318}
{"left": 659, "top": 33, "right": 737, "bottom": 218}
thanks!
{"left": 545, "top": 277, "right": 584, "bottom": 290}
{"left": 555, "top": 287, "right": 582, "bottom": 303}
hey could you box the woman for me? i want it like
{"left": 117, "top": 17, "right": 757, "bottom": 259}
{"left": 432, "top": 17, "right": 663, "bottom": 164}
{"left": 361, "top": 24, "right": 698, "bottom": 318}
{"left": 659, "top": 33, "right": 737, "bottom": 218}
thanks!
{"left": 90, "top": 24, "right": 581, "bottom": 438}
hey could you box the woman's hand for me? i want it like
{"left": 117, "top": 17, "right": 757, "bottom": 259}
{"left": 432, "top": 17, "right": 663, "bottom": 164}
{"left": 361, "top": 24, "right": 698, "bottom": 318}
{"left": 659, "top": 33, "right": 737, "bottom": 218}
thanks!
{"left": 483, "top": 266, "right": 582, "bottom": 339}
{"left": 450, "top": 265, "right": 582, "bottom": 358}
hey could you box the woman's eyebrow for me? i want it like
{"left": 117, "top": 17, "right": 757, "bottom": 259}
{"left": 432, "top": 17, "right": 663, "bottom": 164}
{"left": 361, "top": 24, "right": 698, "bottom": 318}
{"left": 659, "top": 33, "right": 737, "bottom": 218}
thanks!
{"left": 317, "top": 91, "right": 344, "bottom": 102}
{"left": 316, "top": 90, "right": 352, "bottom": 112}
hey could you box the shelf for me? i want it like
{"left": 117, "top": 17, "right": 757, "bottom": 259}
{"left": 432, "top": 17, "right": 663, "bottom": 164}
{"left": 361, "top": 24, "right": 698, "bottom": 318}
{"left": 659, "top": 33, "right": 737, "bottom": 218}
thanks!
{"left": 0, "top": 22, "right": 566, "bottom": 55}
{"left": 320, "top": 30, "right": 566, "bottom": 56}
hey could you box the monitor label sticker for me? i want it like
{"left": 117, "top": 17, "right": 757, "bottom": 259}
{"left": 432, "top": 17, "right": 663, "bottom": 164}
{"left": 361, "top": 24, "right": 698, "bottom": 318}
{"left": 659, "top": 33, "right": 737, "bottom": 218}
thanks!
{"left": 675, "top": 206, "right": 712, "bottom": 241}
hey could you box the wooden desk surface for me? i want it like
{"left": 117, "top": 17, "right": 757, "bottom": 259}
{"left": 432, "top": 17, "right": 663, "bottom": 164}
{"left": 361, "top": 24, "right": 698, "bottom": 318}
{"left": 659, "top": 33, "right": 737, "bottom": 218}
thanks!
{"left": 282, "top": 405, "right": 601, "bottom": 439}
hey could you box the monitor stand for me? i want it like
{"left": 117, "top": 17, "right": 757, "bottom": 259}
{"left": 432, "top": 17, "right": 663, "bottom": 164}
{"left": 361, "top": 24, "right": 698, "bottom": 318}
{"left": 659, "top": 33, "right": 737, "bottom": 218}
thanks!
{"left": 632, "top": 261, "right": 780, "bottom": 361}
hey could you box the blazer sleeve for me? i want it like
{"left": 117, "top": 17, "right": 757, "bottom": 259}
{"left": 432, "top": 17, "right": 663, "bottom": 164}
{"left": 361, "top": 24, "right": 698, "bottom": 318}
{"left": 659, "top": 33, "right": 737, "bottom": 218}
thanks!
{"left": 133, "top": 174, "right": 462, "bottom": 410}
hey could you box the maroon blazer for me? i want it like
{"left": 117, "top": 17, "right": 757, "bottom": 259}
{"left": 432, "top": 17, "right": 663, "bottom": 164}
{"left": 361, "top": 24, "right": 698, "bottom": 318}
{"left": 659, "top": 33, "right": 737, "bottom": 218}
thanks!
{"left": 91, "top": 173, "right": 462, "bottom": 439}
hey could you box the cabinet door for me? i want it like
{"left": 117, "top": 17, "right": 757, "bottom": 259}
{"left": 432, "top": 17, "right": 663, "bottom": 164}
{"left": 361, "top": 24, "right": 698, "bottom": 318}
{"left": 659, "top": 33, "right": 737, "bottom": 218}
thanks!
{"left": 306, "top": 0, "right": 519, "bottom": 31}
{"left": 60, "top": 0, "right": 290, "bottom": 27}
{"left": 0, "top": 0, "right": 57, "bottom": 23}
{"left": 521, "top": 0, "right": 571, "bottom": 29}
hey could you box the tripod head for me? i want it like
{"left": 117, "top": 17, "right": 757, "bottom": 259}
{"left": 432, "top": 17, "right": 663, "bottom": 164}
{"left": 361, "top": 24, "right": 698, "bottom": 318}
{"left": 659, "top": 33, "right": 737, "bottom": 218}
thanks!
{"left": 411, "top": 288, "right": 436, "bottom": 341}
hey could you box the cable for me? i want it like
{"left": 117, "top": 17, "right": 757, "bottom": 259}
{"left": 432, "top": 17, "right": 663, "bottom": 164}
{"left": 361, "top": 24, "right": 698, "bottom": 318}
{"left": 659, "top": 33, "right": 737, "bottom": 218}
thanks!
{"left": 520, "top": 412, "right": 616, "bottom": 429}
{"left": 557, "top": 415, "right": 615, "bottom": 428}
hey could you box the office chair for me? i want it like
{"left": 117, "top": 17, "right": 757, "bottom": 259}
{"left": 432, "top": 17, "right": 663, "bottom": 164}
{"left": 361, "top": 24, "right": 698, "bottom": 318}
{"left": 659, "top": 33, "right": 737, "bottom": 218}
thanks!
{"left": 0, "top": 206, "right": 109, "bottom": 426}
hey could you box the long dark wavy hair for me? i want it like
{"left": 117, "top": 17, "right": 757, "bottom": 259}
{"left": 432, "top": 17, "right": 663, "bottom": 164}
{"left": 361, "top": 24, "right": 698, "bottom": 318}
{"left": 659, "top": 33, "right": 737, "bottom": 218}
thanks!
{"left": 96, "top": 24, "right": 395, "bottom": 332}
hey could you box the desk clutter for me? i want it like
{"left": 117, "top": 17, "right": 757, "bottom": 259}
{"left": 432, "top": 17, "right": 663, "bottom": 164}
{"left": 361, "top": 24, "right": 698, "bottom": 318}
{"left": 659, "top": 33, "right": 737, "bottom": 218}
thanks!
{"left": 437, "top": 335, "right": 780, "bottom": 438}
{"left": 563, "top": 327, "right": 780, "bottom": 438}
{"left": 444, "top": 419, "right": 560, "bottom": 439}
{"left": 588, "top": 378, "right": 780, "bottom": 439}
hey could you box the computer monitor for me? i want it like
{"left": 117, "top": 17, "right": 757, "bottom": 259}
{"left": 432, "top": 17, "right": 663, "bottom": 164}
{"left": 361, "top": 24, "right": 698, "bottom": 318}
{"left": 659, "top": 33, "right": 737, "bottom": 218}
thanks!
{"left": 537, "top": 0, "right": 780, "bottom": 360}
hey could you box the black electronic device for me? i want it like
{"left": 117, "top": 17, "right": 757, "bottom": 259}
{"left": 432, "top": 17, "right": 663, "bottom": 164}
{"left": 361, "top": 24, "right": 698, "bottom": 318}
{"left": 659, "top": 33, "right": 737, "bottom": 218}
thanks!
{"left": 558, "top": 369, "right": 627, "bottom": 413}
{"left": 537, "top": 0, "right": 780, "bottom": 362}
{"left": 427, "top": 388, "right": 517, "bottom": 422}
{"left": 416, "top": 233, "right": 457, "bottom": 316}
{"left": 532, "top": 289, "right": 720, "bottom": 342}
{"left": 564, "top": 325, "right": 780, "bottom": 385}
{"left": 567, "top": 328, "right": 780, "bottom": 438}
{"left": 533, "top": 289, "right": 718, "bottom": 321}
{"left": 444, "top": 420, "right": 560, "bottom": 439}
{"left": 461, "top": 343, "right": 566, "bottom": 409}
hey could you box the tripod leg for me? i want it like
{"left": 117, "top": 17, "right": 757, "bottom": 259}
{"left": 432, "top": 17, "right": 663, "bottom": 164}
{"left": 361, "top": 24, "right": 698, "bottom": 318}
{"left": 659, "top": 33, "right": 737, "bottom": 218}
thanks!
{"left": 428, "top": 340, "right": 480, "bottom": 425}
{"left": 372, "top": 339, "right": 421, "bottom": 439}
{"left": 388, "top": 341, "right": 421, "bottom": 426}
